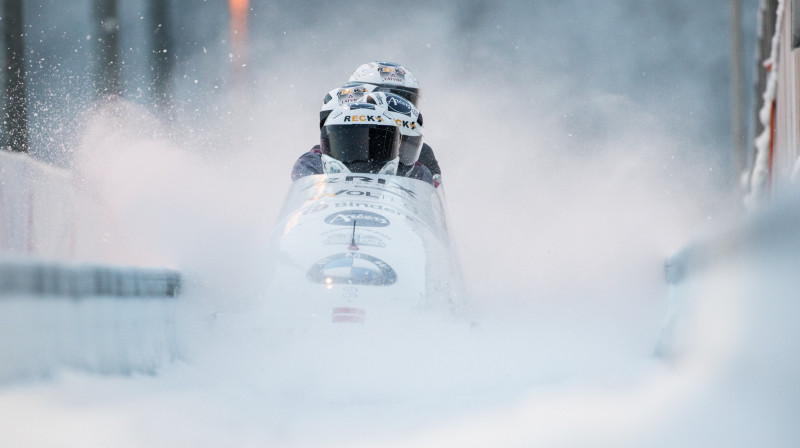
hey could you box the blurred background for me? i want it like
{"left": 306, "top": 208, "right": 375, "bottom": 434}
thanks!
{"left": 6, "top": 0, "right": 756, "bottom": 172}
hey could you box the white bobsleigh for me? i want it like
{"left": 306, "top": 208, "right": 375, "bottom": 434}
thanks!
{"left": 260, "top": 174, "right": 465, "bottom": 331}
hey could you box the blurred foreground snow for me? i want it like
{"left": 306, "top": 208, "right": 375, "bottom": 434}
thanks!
{"left": 2, "top": 191, "right": 799, "bottom": 447}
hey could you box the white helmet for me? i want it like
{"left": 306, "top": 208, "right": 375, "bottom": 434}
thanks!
{"left": 319, "top": 83, "right": 377, "bottom": 128}
{"left": 320, "top": 102, "right": 400, "bottom": 175}
{"left": 348, "top": 61, "right": 421, "bottom": 107}
{"left": 365, "top": 92, "right": 424, "bottom": 165}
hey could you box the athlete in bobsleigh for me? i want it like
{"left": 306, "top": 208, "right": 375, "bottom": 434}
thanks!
{"left": 292, "top": 90, "right": 434, "bottom": 184}
{"left": 292, "top": 61, "right": 441, "bottom": 186}
{"left": 312, "top": 100, "right": 405, "bottom": 179}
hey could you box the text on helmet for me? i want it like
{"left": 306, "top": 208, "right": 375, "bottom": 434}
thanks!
{"left": 394, "top": 119, "right": 417, "bottom": 129}
{"left": 343, "top": 115, "right": 385, "bottom": 123}
{"left": 378, "top": 66, "right": 407, "bottom": 75}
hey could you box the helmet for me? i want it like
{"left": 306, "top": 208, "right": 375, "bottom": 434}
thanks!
{"left": 319, "top": 83, "right": 376, "bottom": 128}
{"left": 320, "top": 102, "right": 400, "bottom": 175}
{"left": 348, "top": 61, "right": 421, "bottom": 107}
{"left": 366, "top": 92, "right": 424, "bottom": 165}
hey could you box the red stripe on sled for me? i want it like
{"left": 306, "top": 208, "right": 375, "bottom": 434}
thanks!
{"left": 332, "top": 307, "right": 365, "bottom": 324}
{"left": 333, "top": 307, "right": 365, "bottom": 316}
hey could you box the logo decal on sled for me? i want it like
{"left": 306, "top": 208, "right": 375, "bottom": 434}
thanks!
{"left": 324, "top": 210, "right": 390, "bottom": 227}
{"left": 308, "top": 252, "right": 397, "bottom": 286}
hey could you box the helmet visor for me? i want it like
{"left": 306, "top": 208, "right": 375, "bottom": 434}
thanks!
{"left": 321, "top": 124, "right": 400, "bottom": 165}
{"left": 399, "top": 133, "right": 424, "bottom": 165}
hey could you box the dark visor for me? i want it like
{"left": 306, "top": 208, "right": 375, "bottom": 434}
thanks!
{"left": 321, "top": 124, "right": 400, "bottom": 164}
{"left": 399, "top": 133, "right": 424, "bottom": 165}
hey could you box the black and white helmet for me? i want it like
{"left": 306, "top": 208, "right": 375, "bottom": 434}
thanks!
{"left": 318, "top": 83, "right": 377, "bottom": 128}
{"left": 320, "top": 102, "right": 400, "bottom": 175}
{"left": 348, "top": 61, "right": 421, "bottom": 107}
{"left": 365, "top": 92, "right": 424, "bottom": 165}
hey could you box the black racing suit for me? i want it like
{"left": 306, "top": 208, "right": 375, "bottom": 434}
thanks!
{"left": 417, "top": 143, "right": 441, "bottom": 176}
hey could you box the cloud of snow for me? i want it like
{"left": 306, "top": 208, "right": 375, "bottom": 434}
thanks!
{"left": 5, "top": 1, "right": 772, "bottom": 447}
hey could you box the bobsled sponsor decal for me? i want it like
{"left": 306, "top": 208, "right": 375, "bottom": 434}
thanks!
{"left": 308, "top": 252, "right": 397, "bottom": 286}
{"left": 306, "top": 176, "right": 418, "bottom": 199}
{"left": 330, "top": 187, "right": 416, "bottom": 203}
{"left": 387, "top": 181, "right": 416, "bottom": 198}
{"left": 334, "top": 176, "right": 388, "bottom": 184}
{"left": 333, "top": 201, "right": 416, "bottom": 222}
{"left": 334, "top": 190, "right": 384, "bottom": 198}
{"left": 325, "top": 210, "right": 390, "bottom": 227}
{"left": 332, "top": 178, "right": 417, "bottom": 200}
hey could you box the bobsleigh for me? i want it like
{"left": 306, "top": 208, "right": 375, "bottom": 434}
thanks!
{"left": 260, "top": 174, "right": 466, "bottom": 331}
